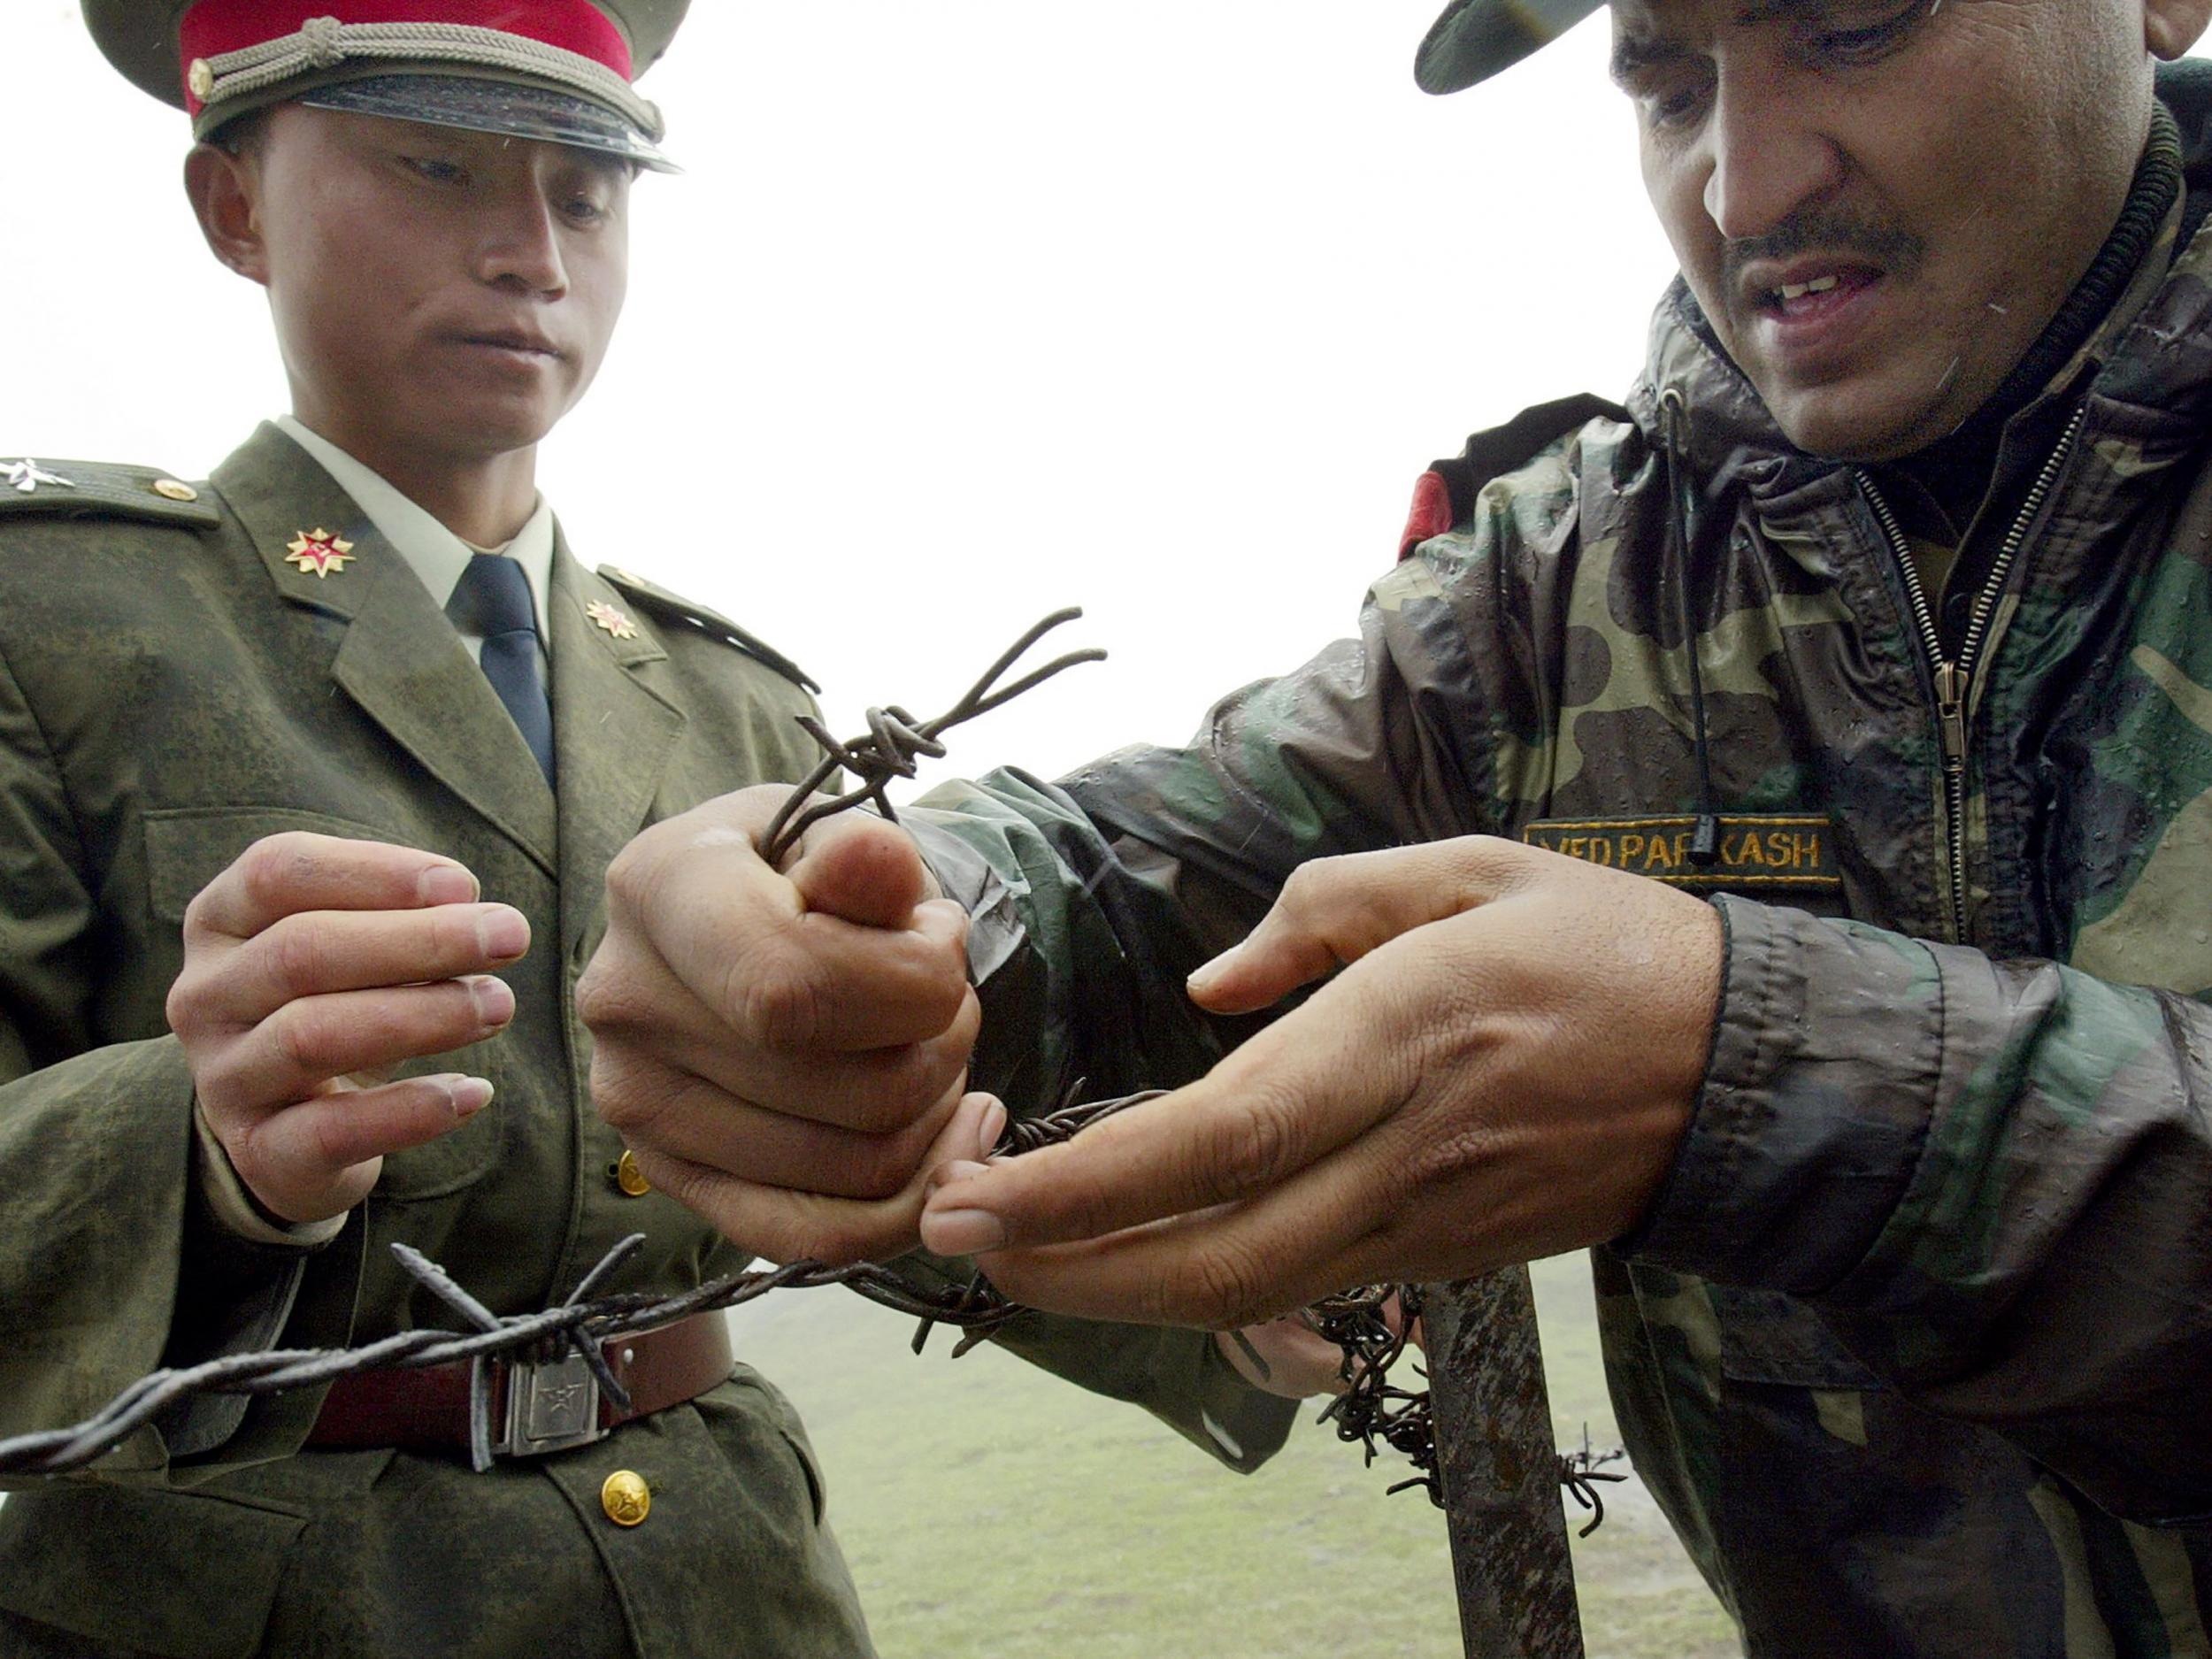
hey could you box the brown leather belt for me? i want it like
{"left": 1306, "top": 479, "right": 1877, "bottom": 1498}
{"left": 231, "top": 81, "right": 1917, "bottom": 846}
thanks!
{"left": 306, "top": 1312, "right": 733, "bottom": 1459}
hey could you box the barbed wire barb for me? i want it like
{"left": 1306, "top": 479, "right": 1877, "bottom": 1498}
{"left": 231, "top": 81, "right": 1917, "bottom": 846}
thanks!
{"left": 758, "top": 607, "right": 1105, "bottom": 865}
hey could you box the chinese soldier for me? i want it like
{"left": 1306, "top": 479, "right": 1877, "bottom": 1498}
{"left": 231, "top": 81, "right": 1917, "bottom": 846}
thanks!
{"left": 0, "top": 5, "right": 1311, "bottom": 1655}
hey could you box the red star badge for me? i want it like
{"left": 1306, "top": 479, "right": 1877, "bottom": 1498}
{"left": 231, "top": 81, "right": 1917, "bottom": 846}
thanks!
{"left": 285, "top": 528, "right": 356, "bottom": 578}
{"left": 587, "top": 600, "right": 640, "bottom": 641}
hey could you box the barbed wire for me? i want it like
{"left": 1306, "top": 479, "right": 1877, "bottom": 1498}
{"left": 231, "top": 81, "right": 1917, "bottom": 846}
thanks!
{"left": 1307, "top": 1284, "right": 1441, "bottom": 1500}
{"left": 758, "top": 607, "right": 1105, "bottom": 866}
{"left": 0, "top": 610, "right": 1623, "bottom": 1523}
{"left": 0, "top": 1233, "right": 1030, "bottom": 1479}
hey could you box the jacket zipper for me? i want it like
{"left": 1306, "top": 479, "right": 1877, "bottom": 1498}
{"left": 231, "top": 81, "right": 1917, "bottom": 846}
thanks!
{"left": 1852, "top": 403, "right": 2088, "bottom": 941}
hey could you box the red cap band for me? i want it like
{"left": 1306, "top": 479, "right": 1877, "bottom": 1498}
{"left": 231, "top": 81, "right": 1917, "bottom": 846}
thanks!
{"left": 178, "top": 1, "right": 634, "bottom": 112}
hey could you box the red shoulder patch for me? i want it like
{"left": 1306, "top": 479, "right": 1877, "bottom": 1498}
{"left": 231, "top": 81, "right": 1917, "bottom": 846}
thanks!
{"left": 1399, "top": 469, "right": 1454, "bottom": 561}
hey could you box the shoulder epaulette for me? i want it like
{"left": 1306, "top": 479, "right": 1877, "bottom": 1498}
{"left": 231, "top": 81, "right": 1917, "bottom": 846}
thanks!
{"left": 596, "top": 565, "right": 819, "bottom": 692}
{"left": 0, "top": 457, "right": 221, "bottom": 530}
{"left": 1399, "top": 393, "right": 1628, "bottom": 559}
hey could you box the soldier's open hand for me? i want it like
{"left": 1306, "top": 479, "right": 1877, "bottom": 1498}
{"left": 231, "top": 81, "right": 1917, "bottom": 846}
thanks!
{"left": 918, "top": 836, "right": 1723, "bottom": 1326}
{"left": 578, "top": 785, "right": 993, "bottom": 1265}
{"left": 166, "top": 832, "right": 528, "bottom": 1225}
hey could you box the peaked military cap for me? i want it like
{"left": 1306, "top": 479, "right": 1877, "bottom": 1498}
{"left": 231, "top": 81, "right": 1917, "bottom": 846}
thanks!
{"left": 84, "top": 0, "right": 687, "bottom": 170}
{"left": 1416, "top": 0, "right": 1605, "bottom": 94}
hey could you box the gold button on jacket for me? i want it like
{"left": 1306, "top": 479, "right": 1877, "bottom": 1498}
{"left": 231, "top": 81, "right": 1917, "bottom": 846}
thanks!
{"left": 601, "top": 1471, "right": 652, "bottom": 1528}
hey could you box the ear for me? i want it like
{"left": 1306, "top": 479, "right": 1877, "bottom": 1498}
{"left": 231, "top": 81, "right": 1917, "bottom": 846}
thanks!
{"left": 182, "top": 142, "right": 271, "bottom": 286}
{"left": 2144, "top": 0, "right": 2212, "bottom": 60}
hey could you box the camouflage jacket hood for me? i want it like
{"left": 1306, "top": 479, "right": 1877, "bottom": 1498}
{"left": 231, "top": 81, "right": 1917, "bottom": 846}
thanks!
{"left": 913, "top": 65, "right": 2212, "bottom": 1659}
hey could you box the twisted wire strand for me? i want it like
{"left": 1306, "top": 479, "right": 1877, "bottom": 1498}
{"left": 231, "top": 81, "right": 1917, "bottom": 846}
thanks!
{"left": 0, "top": 1240, "right": 1032, "bottom": 1479}
{"left": 758, "top": 608, "right": 1105, "bottom": 866}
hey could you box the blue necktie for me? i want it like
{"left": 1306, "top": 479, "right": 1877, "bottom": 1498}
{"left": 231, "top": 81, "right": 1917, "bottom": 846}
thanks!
{"left": 447, "top": 553, "right": 556, "bottom": 787}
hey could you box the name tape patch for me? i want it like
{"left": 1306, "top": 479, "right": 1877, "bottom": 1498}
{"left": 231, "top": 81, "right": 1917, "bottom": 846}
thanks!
{"left": 1522, "top": 815, "right": 1841, "bottom": 890}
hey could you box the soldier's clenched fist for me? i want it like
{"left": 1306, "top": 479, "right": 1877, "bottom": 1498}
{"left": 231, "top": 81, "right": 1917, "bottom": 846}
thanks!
{"left": 166, "top": 832, "right": 528, "bottom": 1225}
{"left": 578, "top": 784, "right": 995, "bottom": 1266}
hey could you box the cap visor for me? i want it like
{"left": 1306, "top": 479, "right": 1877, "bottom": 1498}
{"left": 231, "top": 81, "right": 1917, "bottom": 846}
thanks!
{"left": 1415, "top": 0, "right": 1606, "bottom": 95}
{"left": 296, "top": 73, "right": 677, "bottom": 173}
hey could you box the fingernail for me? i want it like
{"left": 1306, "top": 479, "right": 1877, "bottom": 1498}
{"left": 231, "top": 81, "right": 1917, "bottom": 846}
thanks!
{"left": 977, "top": 1098, "right": 1008, "bottom": 1155}
{"left": 419, "top": 864, "right": 480, "bottom": 906}
{"left": 446, "top": 1075, "right": 495, "bottom": 1118}
{"left": 468, "top": 975, "right": 515, "bottom": 1026}
{"left": 922, "top": 1208, "right": 1006, "bottom": 1256}
{"left": 477, "top": 908, "right": 528, "bottom": 961}
{"left": 1187, "top": 946, "right": 1237, "bottom": 995}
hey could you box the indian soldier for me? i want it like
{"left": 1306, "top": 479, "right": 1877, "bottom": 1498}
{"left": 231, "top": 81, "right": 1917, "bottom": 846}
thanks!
{"left": 0, "top": 5, "right": 1320, "bottom": 1655}
{"left": 579, "top": 1, "right": 2212, "bottom": 1653}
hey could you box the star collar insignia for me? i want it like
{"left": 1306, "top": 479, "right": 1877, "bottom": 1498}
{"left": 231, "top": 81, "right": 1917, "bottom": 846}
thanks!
{"left": 285, "top": 527, "right": 356, "bottom": 578}
{"left": 587, "top": 600, "right": 640, "bottom": 641}
{"left": 2, "top": 458, "right": 73, "bottom": 495}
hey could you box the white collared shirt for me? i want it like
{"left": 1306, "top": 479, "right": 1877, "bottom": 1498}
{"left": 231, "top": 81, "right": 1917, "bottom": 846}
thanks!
{"left": 276, "top": 415, "right": 556, "bottom": 684}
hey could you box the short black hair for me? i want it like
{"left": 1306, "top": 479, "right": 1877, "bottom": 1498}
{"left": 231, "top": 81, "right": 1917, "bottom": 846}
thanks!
{"left": 208, "top": 106, "right": 272, "bottom": 157}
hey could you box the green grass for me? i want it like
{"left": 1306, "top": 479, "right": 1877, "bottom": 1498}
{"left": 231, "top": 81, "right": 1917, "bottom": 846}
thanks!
{"left": 730, "top": 1254, "right": 1740, "bottom": 1658}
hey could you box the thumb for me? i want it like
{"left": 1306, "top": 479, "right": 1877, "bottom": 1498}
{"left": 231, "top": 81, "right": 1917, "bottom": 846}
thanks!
{"left": 1187, "top": 839, "right": 1525, "bottom": 1016}
{"left": 1185, "top": 906, "right": 1345, "bottom": 1016}
{"left": 785, "top": 812, "right": 939, "bottom": 930}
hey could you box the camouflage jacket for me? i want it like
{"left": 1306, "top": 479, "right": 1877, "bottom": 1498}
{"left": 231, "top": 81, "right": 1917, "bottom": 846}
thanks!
{"left": 913, "top": 88, "right": 2212, "bottom": 1659}
{"left": 0, "top": 425, "right": 1290, "bottom": 1659}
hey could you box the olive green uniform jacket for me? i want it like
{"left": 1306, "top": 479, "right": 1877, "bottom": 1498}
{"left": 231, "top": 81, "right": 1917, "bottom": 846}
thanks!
{"left": 907, "top": 80, "right": 2212, "bottom": 1659}
{"left": 0, "top": 424, "right": 1294, "bottom": 1659}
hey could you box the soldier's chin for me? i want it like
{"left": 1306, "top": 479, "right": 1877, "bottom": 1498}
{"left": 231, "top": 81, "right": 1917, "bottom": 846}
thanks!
{"left": 1760, "top": 373, "right": 1961, "bottom": 465}
{"left": 432, "top": 397, "right": 567, "bottom": 459}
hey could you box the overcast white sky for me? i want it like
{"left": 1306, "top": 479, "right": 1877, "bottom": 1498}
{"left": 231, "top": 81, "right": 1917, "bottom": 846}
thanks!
{"left": 9, "top": 1, "right": 1678, "bottom": 785}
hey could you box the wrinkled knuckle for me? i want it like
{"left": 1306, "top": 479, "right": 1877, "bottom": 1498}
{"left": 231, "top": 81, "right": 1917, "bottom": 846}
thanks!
{"left": 272, "top": 1005, "right": 334, "bottom": 1074}
{"left": 179, "top": 887, "right": 219, "bottom": 943}
{"left": 1190, "top": 1084, "right": 1302, "bottom": 1203}
{"left": 602, "top": 831, "right": 666, "bottom": 916}
{"left": 1406, "top": 1119, "right": 1497, "bottom": 1198}
{"left": 1479, "top": 833, "right": 1543, "bottom": 887}
{"left": 1274, "top": 860, "right": 1333, "bottom": 926}
{"left": 240, "top": 833, "right": 317, "bottom": 909}
{"left": 589, "top": 1058, "right": 677, "bottom": 1138}
{"left": 165, "top": 973, "right": 208, "bottom": 1037}
{"left": 735, "top": 952, "right": 831, "bottom": 1052}
{"left": 265, "top": 918, "right": 328, "bottom": 999}
{"left": 573, "top": 956, "right": 646, "bottom": 1034}
{"left": 1176, "top": 1244, "right": 1271, "bottom": 1329}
